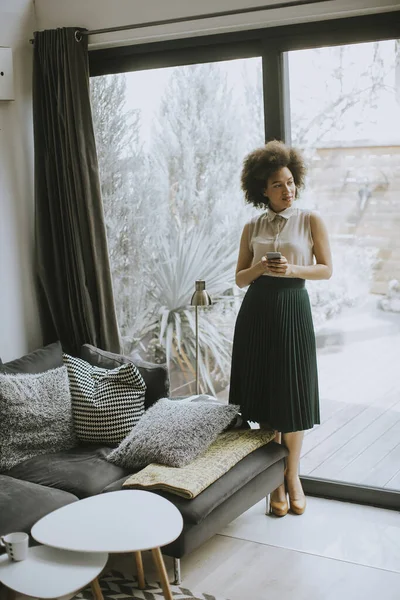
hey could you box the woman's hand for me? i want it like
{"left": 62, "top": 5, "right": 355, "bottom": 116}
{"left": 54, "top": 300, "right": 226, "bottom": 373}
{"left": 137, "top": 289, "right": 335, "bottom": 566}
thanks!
{"left": 262, "top": 255, "right": 293, "bottom": 277}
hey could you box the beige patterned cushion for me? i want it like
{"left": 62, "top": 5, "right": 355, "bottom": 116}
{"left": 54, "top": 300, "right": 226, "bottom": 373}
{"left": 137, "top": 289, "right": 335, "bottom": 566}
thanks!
{"left": 122, "top": 429, "right": 274, "bottom": 499}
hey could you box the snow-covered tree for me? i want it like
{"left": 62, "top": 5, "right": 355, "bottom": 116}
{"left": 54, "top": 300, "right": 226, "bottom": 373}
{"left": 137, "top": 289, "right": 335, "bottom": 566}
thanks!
{"left": 90, "top": 74, "right": 155, "bottom": 339}
{"left": 150, "top": 62, "right": 254, "bottom": 236}
{"left": 241, "top": 59, "right": 265, "bottom": 149}
{"left": 289, "top": 42, "right": 397, "bottom": 148}
{"left": 133, "top": 61, "right": 262, "bottom": 389}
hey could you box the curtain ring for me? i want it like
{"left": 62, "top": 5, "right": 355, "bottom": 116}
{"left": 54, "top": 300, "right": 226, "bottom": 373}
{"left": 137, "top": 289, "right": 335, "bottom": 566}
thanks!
{"left": 75, "top": 30, "right": 83, "bottom": 42}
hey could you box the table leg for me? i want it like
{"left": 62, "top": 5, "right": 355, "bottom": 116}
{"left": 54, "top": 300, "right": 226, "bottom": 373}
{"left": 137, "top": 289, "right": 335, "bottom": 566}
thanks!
{"left": 134, "top": 551, "right": 145, "bottom": 589}
{"left": 90, "top": 577, "right": 104, "bottom": 600}
{"left": 173, "top": 557, "right": 181, "bottom": 585}
{"left": 6, "top": 587, "right": 16, "bottom": 600}
{"left": 151, "top": 547, "right": 173, "bottom": 600}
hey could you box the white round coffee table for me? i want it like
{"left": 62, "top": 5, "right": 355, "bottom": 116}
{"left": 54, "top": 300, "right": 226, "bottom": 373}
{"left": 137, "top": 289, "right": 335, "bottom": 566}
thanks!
{"left": 31, "top": 490, "right": 183, "bottom": 600}
{"left": 0, "top": 545, "right": 107, "bottom": 599}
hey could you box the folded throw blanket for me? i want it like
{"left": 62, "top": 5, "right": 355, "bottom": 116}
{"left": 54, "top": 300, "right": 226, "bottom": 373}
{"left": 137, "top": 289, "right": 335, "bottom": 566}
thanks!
{"left": 122, "top": 428, "right": 275, "bottom": 499}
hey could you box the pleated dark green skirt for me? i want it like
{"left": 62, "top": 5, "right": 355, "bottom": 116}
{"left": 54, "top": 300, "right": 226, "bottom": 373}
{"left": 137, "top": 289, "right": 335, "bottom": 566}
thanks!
{"left": 228, "top": 276, "right": 320, "bottom": 433}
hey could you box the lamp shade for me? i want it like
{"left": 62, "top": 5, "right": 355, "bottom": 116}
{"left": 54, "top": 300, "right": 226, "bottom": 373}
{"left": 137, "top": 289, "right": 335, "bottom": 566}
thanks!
{"left": 190, "top": 280, "right": 212, "bottom": 307}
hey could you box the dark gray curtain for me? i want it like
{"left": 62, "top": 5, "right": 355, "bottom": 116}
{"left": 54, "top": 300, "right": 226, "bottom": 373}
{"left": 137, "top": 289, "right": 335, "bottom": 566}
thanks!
{"left": 33, "top": 28, "right": 121, "bottom": 355}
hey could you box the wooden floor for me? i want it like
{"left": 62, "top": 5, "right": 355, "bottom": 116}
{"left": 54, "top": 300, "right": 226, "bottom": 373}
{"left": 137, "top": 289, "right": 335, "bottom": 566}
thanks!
{"left": 217, "top": 298, "right": 400, "bottom": 492}
{"left": 302, "top": 301, "right": 400, "bottom": 491}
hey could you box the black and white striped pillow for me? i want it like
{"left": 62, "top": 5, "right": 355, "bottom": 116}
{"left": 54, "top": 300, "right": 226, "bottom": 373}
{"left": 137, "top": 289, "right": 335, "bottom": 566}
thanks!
{"left": 63, "top": 354, "right": 146, "bottom": 444}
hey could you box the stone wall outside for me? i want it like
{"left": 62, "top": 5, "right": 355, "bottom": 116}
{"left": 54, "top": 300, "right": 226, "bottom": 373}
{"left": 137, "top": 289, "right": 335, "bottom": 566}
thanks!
{"left": 308, "top": 145, "right": 400, "bottom": 294}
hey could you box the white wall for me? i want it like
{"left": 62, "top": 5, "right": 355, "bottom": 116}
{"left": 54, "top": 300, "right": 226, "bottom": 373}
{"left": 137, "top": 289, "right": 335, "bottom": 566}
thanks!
{"left": 35, "top": 0, "right": 400, "bottom": 49}
{"left": 0, "top": 0, "right": 42, "bottom": 362}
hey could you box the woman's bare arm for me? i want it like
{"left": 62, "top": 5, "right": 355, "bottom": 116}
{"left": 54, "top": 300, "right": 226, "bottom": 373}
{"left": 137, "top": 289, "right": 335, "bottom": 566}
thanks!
{"left": 235, "top": 223, "right": 268, "bottom": 288}
{"left": 292, "top": 212, "right": 332, "bottom": 279}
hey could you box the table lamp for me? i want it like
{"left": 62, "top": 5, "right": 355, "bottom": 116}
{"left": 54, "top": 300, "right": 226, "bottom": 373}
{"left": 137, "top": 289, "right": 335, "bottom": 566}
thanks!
{"left": 190, "top": 280, "right": 212, "bottom": 394}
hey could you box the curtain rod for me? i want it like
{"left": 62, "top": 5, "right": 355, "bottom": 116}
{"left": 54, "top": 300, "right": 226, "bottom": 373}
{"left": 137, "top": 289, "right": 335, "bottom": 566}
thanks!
{"left": 30, "top": 0, "right": 331, "bottom": 43}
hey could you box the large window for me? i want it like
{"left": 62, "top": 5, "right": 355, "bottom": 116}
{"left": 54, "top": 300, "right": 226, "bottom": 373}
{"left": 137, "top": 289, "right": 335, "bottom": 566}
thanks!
{"left": 90, "top": 13, "right": 400, "bottom": 504}
{"left": 91, "top": 58, "right": 263, "bottom": 395}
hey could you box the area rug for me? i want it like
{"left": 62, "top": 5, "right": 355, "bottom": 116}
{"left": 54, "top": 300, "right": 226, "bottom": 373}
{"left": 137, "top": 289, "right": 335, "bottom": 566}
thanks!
{"left": 75, "top": 569, "right": 230, "bottom": 600}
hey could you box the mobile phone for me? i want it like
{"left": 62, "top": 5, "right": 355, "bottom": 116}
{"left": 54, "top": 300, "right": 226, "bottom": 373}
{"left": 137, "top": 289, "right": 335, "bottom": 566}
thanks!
{"left": 266, "top": 252, "right": 282, "bottom": 260}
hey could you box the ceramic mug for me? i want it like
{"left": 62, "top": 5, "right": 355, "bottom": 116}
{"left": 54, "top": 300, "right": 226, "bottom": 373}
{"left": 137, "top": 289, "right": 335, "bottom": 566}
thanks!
{"left": 0, "top": 532, "right": 29, "bottom": 561}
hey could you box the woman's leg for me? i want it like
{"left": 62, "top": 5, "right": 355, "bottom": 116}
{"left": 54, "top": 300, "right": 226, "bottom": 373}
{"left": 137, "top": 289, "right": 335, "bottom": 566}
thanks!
{"left": 282, "top": 430, "right": 306, "bottom": 514}
{"left": 271, "top": 431, "right": 287, "bottom": 500}
{"left": 261, "top": 426, "right": 288, "bottom": 516}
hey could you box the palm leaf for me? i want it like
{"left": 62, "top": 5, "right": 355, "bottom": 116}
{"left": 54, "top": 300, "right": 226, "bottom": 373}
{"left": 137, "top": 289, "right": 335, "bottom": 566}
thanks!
{"left": 143, "top": 222, "right": 239, "bottom": 393}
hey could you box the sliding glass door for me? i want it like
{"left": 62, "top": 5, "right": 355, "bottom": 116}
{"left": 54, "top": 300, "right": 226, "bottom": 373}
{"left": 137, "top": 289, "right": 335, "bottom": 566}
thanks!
{"left": 286, "top": 40, "right": 400, "bottom": 492}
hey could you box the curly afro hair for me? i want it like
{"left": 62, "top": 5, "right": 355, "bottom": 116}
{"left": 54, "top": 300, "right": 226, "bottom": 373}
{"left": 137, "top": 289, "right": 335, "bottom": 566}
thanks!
{"left": 241, "top": 140, "right": 307, "bottom": 209}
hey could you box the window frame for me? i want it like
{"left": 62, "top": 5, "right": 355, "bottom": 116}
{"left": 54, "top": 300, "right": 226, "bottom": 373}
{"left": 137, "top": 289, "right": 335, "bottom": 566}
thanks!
{"left": 90, "top": 11, "right": 400, "bottom": 143}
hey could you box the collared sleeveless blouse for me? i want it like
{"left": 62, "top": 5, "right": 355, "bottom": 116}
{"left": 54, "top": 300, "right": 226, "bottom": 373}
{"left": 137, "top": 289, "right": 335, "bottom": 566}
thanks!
{"left": 248, "top": 206, "right": 315, "bottom": 277}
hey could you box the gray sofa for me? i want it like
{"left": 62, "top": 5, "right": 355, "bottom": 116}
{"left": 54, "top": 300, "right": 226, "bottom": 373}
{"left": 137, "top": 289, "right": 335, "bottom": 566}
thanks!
{"left": 0, "top": 342, "right": 287, "bottom": 584}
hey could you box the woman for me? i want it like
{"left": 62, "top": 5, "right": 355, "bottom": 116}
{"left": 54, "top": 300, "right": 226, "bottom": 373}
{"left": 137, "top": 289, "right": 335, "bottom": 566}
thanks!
{"left": 229, "top": 140, "right": 332, "bottom": 517}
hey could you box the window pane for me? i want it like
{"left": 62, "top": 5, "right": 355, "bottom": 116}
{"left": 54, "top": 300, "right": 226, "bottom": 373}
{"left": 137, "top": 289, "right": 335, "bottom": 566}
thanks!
{"left": 287, "top": 40, "right": 400, "bottom": 492}
{"left": 90, "top": 58, "right": 264, "bottom": 396}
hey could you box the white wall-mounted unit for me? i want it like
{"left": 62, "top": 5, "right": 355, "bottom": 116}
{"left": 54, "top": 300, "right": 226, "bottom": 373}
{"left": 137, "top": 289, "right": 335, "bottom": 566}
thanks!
{"left": 0, "top": 47, "right": 14, "bottom": 101}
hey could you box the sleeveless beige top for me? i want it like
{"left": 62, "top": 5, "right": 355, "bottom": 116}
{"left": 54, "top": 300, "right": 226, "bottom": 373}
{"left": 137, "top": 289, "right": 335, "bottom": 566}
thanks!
{"left": 248, "top": 207, "right": 314, "bottom": 277}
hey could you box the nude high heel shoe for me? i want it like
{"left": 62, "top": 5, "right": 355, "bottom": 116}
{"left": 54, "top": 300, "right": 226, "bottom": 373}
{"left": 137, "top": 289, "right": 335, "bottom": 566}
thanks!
{"left": 285, "top": 471, "right": 306, "bottom": 515}
{"left": 289, "top": 493, "right": 306, "bottom": 515}
{"left": 266, "top": 484, "right": 289, "bottom": 517}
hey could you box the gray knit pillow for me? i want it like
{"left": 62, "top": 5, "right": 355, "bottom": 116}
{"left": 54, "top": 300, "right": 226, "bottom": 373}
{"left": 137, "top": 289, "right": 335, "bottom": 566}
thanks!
{"left": 107, "top": 397, "right": 240, "bottom": 469}
{"left": 0, "top": 367, "right": 76, "bottom": 471}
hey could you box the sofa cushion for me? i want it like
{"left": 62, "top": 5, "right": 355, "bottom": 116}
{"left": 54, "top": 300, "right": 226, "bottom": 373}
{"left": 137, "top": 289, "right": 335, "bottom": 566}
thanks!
{"left": 0, "top": 367, "right": 77, "bottom": 471}
{"left": 107, "top": 397, "right": 239, "bottom": 469}
{"left": 5, "top": 446, "right": 132, "bottom": 499}
{"left": 63, "top": 354, "right": 146, "bottom": 444}
{"left": 0, "top": 341, "right": 64, "bottom": 374}
{"left": 81, "top": 344, "right": 169, "bottom": 409}
{"left": 0, "top": 474, "right": 77, "bottom": 543}
{"left": 103, "top": 441, "right": 288, "bottom": 525}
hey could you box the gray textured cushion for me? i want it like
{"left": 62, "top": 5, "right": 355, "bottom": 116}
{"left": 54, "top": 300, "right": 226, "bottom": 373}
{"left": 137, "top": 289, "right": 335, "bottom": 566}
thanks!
{"left": 0, "top": 367, "right": 76, "bottom": 471}
{"left": 107, "top": 397, "right": 239, "bottom": 469}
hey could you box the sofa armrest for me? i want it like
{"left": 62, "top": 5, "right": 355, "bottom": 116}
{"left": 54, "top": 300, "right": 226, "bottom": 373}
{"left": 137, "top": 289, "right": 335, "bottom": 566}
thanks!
{"left": 80, "top": 344, "right": 170, "bottom": 409}
{"left": 0, "top": 475, "right": 77, "bottom": 542}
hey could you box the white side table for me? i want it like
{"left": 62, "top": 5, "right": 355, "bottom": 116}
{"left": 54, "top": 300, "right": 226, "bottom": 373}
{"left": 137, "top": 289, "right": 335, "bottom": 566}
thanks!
{"left": 31, "top": 490, "right": 183, "bottom": 600}
{"left": 0, "top": 545, "right": 108, "bottom": 600}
